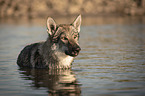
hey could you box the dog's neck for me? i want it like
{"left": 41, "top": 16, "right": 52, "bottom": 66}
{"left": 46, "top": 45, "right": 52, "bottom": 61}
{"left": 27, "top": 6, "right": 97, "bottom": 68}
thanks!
{"left": 54, "top": 49, "right": 74, "bottom": 68}
{"left": 40, "top": 39, "right": 74, "bottom": 69}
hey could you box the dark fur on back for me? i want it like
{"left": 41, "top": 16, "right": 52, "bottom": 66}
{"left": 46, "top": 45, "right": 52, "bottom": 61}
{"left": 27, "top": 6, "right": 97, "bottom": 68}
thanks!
{"left": 17, "top": 42, "right": 60, "bottom": 68}
{"left": 17, "top": 43, "right": 46, "bottom": 68}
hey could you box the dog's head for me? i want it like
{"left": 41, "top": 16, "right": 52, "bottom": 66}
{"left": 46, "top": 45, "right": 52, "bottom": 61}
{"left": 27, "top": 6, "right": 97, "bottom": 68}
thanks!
{"left": 46, "top": 15, "right": 81, "bottom": 57}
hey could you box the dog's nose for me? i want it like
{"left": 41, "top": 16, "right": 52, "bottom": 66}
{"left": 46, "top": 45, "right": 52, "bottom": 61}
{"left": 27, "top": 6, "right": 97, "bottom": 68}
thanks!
{"left": 75, "top": 47, "right": 81, "bottom": 52}
{"left": 73, "top": 47, "right": 81, "bottom": 54}
{"left": 71, "top": 46, "right": 81, "bottom": 56}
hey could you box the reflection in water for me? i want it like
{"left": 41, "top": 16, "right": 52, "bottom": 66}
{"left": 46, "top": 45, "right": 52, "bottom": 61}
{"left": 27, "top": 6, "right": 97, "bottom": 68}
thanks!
{"left": 19, "top": 68, "right": 81, "bottom": 96}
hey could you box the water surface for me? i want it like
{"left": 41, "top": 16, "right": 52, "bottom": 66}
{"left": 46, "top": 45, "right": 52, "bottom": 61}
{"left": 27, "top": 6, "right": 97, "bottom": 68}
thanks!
{"left": 0, "top": 16, "right": 145, "bottom": 96}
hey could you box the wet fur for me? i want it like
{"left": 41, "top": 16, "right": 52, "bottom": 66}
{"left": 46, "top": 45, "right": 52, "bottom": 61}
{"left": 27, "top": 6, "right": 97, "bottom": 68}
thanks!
{"left": 17, "top": 40, "right": 73, "bottom": 69}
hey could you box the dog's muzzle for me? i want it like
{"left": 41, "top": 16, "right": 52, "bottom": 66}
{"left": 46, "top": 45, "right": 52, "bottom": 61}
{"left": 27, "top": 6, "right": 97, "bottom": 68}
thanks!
{"left": 65, "top": 46, "right": 81, "bottom": 57}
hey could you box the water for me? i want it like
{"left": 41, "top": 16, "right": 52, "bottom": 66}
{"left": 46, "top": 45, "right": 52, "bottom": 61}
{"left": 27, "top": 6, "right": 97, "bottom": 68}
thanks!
{"left": 0, "top": 16, "right": 145, "bottom": 96}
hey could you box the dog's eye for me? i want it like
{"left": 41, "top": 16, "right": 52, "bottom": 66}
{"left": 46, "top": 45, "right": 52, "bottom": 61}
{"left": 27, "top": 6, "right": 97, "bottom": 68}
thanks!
{"left": 61, "top": 37, "right": 68, "bottom": 40}
{"left": 74, "top": 35, "right": 78, "bottom": 39}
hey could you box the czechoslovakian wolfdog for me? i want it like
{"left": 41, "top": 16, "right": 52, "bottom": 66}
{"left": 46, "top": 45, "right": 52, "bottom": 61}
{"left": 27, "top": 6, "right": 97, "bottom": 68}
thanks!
{"left": 17, "top": 15, "right": 81, "bottom": 69}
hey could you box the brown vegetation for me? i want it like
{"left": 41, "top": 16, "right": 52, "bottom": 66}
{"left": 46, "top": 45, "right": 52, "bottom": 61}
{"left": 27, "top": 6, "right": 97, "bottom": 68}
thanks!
{"left": 0, "top": 0, "right": 145, "bottom": 18}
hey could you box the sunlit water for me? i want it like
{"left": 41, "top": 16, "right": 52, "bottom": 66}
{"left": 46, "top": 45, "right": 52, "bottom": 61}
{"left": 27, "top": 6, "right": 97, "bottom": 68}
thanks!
{"left": 0, "top": 17, "right": 145, "bottom": 96}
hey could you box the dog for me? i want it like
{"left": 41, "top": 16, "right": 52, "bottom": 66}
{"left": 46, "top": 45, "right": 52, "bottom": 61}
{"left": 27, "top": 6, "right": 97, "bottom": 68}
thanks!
{"left": 17, "top": 15, "right": 81, "bottom": 69}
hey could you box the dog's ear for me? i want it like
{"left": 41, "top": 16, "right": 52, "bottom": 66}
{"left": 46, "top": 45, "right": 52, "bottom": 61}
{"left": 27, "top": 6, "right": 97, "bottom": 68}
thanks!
{"left": 72, "top": 14, "right": 81, "bottom": 32}
{"left": 47, "top": 17, "right": 57, "bottom": 35}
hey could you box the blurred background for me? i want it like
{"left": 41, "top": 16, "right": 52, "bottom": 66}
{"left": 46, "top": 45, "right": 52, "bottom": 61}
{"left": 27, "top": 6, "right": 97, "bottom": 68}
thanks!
{"left": 0, "top": 0, "right": 145, "bottom": 18}
{"left": 0, "top": 0, "right": 145, "bottom": 25}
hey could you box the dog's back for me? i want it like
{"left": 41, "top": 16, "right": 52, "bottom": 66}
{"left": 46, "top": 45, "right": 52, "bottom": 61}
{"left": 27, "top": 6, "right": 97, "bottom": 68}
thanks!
{"left": 17, "top": 42, "right": 45, "bottom": 68}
